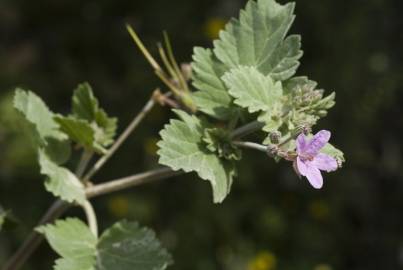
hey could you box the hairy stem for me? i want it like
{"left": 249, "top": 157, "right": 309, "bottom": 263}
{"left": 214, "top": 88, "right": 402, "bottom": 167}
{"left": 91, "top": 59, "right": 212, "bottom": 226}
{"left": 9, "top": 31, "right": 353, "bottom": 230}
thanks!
{"left": 82, "top": 201, "right": 98, "bottom": 237}
{"left": 83, "top": 97, "right": 155, "bottom": 182}
{"left": 233, "top": 141, "right": 267, "bottom": 153}
{"left": 75, "top": 149, "right": 93, "bottom": 179}
{"left": 230, "top": 120, "right": 264, "bottom": 139}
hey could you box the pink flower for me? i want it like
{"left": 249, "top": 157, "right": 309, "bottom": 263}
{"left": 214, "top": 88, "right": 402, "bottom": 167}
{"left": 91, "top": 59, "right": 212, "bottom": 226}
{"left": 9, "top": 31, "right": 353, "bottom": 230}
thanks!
{"left": 294, "top": 130, "right": 338, "bottom": 189}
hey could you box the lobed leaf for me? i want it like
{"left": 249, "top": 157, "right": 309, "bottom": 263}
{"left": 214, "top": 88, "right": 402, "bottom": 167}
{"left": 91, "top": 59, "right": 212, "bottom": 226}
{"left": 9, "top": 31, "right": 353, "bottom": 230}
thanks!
{"left": 157, "top": 110, "right": 236, "bottom": 203}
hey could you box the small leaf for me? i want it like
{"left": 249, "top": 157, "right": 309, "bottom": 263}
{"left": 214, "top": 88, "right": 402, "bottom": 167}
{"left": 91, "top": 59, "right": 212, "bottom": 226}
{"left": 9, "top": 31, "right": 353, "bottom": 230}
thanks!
{"left": 97, "top": 221, "right": 173, "bottom": 270}
{"left": 191, "top": 47, "right": 236, "bottom": 120}
{"left": 38, "top": 150, "right": 87, "bottom": 205}
{"left": 222, "top": 66, "right": 283, "bottom": 113}
{"left": 157, "top": 110, "right": 235, "bottom": 203}
{"left": 213, "top": 0, "right": 302, "bottom": 80}
{"left": 54, "top": 116, "right": 106, "bottom": 154}
{"left": 37, "top": 218, "right": 97, "bottom": 270}
{"left": 72, "top": 83, "right": 117, "bottom": 147}
{"left": 321, "top": 143, "right": 345, "bottom": 164}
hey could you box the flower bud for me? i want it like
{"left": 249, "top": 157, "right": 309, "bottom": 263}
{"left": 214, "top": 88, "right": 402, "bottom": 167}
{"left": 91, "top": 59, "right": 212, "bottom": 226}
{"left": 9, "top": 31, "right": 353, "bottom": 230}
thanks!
{"left": 269, "top": 131, "right": 281, "bottom": 144}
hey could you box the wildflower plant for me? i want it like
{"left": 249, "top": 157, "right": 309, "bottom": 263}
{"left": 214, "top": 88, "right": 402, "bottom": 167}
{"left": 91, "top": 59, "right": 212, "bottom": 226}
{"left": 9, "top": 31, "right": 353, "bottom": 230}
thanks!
{"left": 1, "top": 0, "right": 345, "bottom": 269}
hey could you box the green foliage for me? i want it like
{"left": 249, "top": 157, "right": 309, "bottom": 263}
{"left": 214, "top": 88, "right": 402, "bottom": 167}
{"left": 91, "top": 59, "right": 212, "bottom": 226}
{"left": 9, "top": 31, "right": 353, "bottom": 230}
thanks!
{"left": 222, "top": 66, "right": 283, "bottom": 113}
{"left": 191, "top": 47, "right": 235, "bottom": 120}
{"left": 38, "top": 219, "right": 173, "bottom": 270}
{"left": 203, "top": 128, "right": 242, "bottom": 161}
{"left": 72, "top": 83, "right": 118, "bottom": 147}
{"left": 13, "top": 90, "right": 71, "bottom": 164}
{"left": 321, "top": 142, "right": 345, "bottom": 165}
{"left": 37, "top": 218, "right": 97, "bottom": 270}
{"left": 157, "top": 110, "right": 236, "bottom": 203}
{"left": 38, "top": 150, "right": 87, "bottom": 205}
{"left": 97, "top": 220, "right": 173, "bottom": 270}
{"left": 213, "top": 0, "right": 302, "bottom": 81}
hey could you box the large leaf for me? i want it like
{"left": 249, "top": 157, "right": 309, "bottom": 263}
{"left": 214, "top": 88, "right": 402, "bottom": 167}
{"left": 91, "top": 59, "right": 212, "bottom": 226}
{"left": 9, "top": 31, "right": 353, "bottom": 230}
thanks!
{"left": 97, "top": 221, "right": 173, "bottom": 270}
{"left": 191, "top": 47, "right": 236, "bottom": 120}
{"left": 213, "top": 0, "right": 302, "bottom": 81}
{"left": 38, "top": 150, "right": 87, "bottom": 205}
{"left": 14, "top": 89, "right": 71, "bottom": 164}
{"left": 157, "top": 110, "right": 235, "bottom": 203}
{"left": 222, "top": 66, "right": 283, "bottom": 113}
{"left": 37, "top": 218, "right": 97, "bottom": 270}
{"left": 38, "top": 219, "right": 173, "bottom": 270}
{"left": 72, "top": 83, "right": 117, "bottom": 147}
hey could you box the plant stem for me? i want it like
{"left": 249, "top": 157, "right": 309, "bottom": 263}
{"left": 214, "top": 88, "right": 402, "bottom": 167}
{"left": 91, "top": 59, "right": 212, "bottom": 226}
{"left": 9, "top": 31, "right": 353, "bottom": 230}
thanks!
{"left": 75, "top": 149, "right": 93, "bottom": 179}
{"left": 83, "top": 97, "right": 155, "bottom": 182}
{"left": 82, "top": 201, "right": 98, "bottom": 237}
{"left": 86, "top": 167, "right": 181, "bottom": 198}
{"left": 230, "top": 120, "right": 264, "bottom": 139}
{"left": 233, "top": 141, "right": 267, "bottom": 153}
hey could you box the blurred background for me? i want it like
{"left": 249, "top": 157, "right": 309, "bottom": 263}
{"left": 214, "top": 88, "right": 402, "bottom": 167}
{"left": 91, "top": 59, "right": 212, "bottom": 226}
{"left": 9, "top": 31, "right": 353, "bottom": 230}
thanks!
{"left": 0, "top": 0, "right": 402, "bottom": 269}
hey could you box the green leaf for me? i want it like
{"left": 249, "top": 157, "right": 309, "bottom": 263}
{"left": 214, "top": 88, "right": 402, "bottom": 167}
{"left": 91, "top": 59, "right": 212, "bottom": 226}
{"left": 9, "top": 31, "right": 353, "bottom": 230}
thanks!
{"left": 157, "top": 110, "right": 235, "bottom": 203}
{"left": 213, "top": 0, "right": 302, "bottom": 81}
{"left": 97, "top": 221, "right": 173, "bottom": 270}
{"left": 38, "top": 219, "right": 173, "bottom": 270}
{"left": 13, "top": 89, "right": 67, "bottom": 141}
{"left": 54, "top": 116, "right": 106, "bottom": 154}
{"left": 72, "top": 83, "right": 117, "bottom": 147}
{"left": 37, "top": 218, "right": 97, "bottom": 270}
{"left": 321, "top": 143, "right": 345, "bottom": 164}
{"left": 222, "top": 66, "right": 283, "bottom": 113}
{"left": 191, "top": 47, "right": 236, "bottom": 120}
{"left": 38, "top": 150, "right": 87, "bottom": 205}
{"left": 14, "top": 89, "right": 71, "bottom": 164}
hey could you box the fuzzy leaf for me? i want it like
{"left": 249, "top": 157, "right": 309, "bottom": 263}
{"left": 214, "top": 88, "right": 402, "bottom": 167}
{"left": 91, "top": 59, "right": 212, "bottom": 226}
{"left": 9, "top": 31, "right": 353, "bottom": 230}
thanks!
{"left": 54, "top": 116, "right": 106, "bottom": 154}
{"left": 321, "top": 143, "right": 345, "bottom": 164}
{"left": 13, "top": 89, "right": 67, "bottom": 141}
{"left": 213, "top": 0, "right": 302, "bottom": 81}
{"left": 97, "top": 221, "right": 173, "bottom": 270}
{"left": 14, "top": 90, "right": 71, "bottom": 164}
{"left": 38, "top": 150, "right": 87, "bottom": 205}
{"left": 157, "top": 110, "right": 235, "bottom": 203}
{"left": 223, "top": 66, "right": 283, "bottom": 113}
{"left": 37, "top": 218, "right": 97, "bottom": 270}
{"left": 191, "top": 47, "right": 236, "bottom": 120}
{"left": 72, "top": 83, "right": 117, "bottom": 147}
{"left": 38, "top": 219, "right": 173, "bottom": 270}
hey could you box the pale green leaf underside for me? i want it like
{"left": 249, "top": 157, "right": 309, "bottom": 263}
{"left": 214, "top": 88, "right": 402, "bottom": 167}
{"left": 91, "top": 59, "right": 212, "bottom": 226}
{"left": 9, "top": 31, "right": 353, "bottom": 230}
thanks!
{"left": 13, "top": 89, "right": 67, "bottom": 141}
{"left": 213, "top": 0, "right": 302, "bottom": 81}
{"left": 38, "top": 150, "right": 87, "bottom": 205}
{"left": 157, "top": 110, "right": 234, "bottom": 203}
{"left": 223, "top": 66, "right": 283, "bottom": 113}
{"left": 37, "top": 218, "right": 97, "bottom": 270}
{"left": 191, "top": 47, "right": 235, "bottom": 120}
{"left": 38, "top": 219, "right": 172, "bottom": 270}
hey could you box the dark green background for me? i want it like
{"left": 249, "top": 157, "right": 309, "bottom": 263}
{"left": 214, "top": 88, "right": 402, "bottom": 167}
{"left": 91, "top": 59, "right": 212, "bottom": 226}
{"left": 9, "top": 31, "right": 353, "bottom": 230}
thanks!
{"left": 1, "top": 0, "right": 402, "bottom": 269}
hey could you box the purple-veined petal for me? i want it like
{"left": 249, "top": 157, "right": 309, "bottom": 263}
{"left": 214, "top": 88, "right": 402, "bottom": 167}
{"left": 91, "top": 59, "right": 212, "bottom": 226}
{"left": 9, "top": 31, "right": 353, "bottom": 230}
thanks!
{"left": 304, "top": 130, "right": 331, "bottom": 157}
{"left": 313, "top": 153, "right": 338, "bottom": 172}
{"left": 296, "top": 133, "right": 307, "bottom": 154}
{"left": 297, "top": 157, "right": 323, "bottom": 189}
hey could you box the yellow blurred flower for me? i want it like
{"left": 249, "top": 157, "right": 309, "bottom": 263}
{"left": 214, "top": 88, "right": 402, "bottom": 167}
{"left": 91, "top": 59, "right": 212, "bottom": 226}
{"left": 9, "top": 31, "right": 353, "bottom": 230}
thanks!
{"left": 144, "top": 137, "right": 159, "bottom": 156}
{"left": 247, "top": 251, "right": 277, "bottom": 270}
{"left": 314, "top": 264, "right": 332, "bottom": 270}
{"left": 107, "top": 196, "right": 129, "bottom": 218}
{"left": 204, "top": 17, "right": 226, "bottom": 40}
{"left": 308, "top": 200, "right": 330, "bottom": 221}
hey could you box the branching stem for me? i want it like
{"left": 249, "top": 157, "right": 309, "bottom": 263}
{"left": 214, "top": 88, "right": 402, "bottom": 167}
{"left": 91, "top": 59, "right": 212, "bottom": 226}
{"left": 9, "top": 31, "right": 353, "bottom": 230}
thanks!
{"left": 82, "top": 201, "right": 98, "bottom": 237}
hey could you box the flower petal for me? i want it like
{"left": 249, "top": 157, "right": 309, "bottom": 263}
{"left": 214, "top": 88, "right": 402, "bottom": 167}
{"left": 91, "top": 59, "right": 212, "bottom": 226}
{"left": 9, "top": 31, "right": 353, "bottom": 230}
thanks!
{"left": 313, "top": 153, "right": 338, "bottom": 172}
{"left": 305, "top": 130, "right": 331, "bottom": 156}
{"left": 296, "top": 133, "right": 307, "bottom": 154}
{"left": 297, "top": 157, "right": 323, "bottom": 189}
